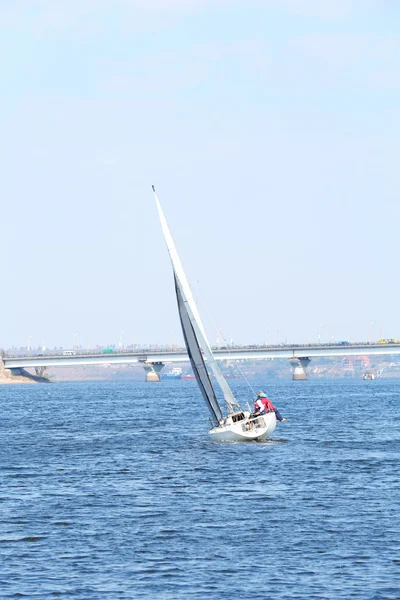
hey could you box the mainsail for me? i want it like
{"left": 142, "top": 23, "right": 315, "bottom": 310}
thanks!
{"left": 153, "top": 185, "right": 239, "bottom": 413}
{"left": 175, "top": 275, "right": 222, "bottom": 426}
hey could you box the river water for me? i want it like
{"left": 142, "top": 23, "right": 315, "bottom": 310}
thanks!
{"left": 0, "top": 378, "right": 399, "bottom": 599}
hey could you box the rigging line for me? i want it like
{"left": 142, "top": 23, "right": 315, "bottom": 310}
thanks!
{"left": 191, "top": 279, "right": 258, "bottom": 399}
{"left": 191, "top": 280, "right": 253, "bottom": 386}
{"left": 154, "top": 192, "right": 237, "bottom": 413}
{"left": 171, "top": 234, "right": 257, "bottom": 400}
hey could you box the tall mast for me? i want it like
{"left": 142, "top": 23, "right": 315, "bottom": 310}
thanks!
{"left": 153, "top": 186, "right": 239, "bottom": 413}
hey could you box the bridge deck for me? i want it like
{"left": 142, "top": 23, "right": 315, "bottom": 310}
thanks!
{"left": 3, "top": 343, "right": 400, "bottom": 369}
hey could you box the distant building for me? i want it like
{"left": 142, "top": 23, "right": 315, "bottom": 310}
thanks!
{"left": 342, "top": 355, "right": 370, "bottom": 372}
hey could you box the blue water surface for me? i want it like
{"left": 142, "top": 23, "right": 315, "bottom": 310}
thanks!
{"left": 0, "top": 378, "right": 399, "bottom": 599}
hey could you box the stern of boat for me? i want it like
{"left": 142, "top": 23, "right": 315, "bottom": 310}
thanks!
{"left": 209, "top": 411, "right": 276, "bottom": 442}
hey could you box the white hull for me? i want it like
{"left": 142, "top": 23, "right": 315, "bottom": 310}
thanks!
{"left": 209, "top": 412, "right": 277, "bottom": 442}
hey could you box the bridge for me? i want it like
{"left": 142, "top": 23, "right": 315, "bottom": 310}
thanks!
{"left": 4, "top": 343, "right": 400, "bottom": 381}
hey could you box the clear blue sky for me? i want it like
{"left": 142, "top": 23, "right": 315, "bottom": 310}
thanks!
{"left": 1, "top": 0, "right": 399, "bottom": 349}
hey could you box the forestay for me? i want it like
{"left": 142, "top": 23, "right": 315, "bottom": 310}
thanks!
{"left": 175, "top": 275, "right": 222, "bottom": 426}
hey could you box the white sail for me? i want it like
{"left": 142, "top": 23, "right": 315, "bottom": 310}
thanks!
{"left": 153, "top": 186, "right": 239, "bottom": 413}
{"left": 174, "top": 274, "right": 222, "bottom": 426}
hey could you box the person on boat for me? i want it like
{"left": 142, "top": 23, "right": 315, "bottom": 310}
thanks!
{"left": 255, "top": 391, "right": 287, "bottom": 422}
{"left": 252, "top": 396, "right": 267, "bottom": 417}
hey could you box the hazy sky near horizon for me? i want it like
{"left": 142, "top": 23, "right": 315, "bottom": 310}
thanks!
{"left": 1, "top": 0, "right": 399, "bottom": 350}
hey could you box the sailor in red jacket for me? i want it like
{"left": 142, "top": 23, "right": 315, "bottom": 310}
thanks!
{"left": 254, "top": 391, "right": 287, "bottom": 422}
{"left": 253, "top": 397, "right": 267, "bottom": 416}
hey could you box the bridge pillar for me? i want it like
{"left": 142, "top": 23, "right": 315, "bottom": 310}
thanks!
{"left": 0, "top": 357, "right": 12, "bottom": 380}
{"left": 289, "top": 357, "right": 311, "bottom": 380}
{"left": 142, "top": 362, "right": 165, "bottom": 382}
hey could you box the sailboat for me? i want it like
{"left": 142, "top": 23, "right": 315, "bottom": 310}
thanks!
{"left": 153, "top": 186, "right": 276, "bottom": 442}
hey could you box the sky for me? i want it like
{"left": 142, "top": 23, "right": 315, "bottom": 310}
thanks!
{"left": 1, "top": 0, "right": 399, "bottom": 350}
